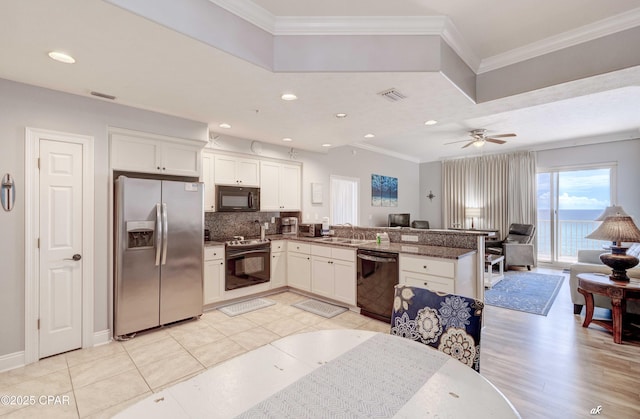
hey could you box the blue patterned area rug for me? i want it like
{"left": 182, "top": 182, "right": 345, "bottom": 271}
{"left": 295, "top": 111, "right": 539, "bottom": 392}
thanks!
{"left": 485, "top": 271, "right": 564, "bottom": 316}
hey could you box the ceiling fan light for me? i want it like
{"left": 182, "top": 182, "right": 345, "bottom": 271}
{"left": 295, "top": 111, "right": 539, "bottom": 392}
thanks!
{"left": 473, "top": 139, "right": 486, "bottom": 148}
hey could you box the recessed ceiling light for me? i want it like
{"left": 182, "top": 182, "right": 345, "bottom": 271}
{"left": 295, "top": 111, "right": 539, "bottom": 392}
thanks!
{"left": 335, "top": 113, "right": 347, "bottom": 118}
{"left": 364, "top": 133, "right": 375, "bottom": 138}
{"left": 282, "top": 137, "right": 293, "bottom": 142}
{"left": 48, "top": 51, "right": 75, "bottom": 64}
{"left": 219, "top": 123, "right": 231, "bottom": 129}
{"left": 281, "top": 93, "right": 297, "bottom": 101}
{"left": 322, "top": 143, "right": 332, "bottom": 147}
{"left": 424, "top": 120, "right": 438, "bottom": 126}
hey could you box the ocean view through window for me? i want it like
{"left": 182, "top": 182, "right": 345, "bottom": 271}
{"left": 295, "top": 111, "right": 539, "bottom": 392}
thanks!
{"left": 537, "top": 167, "right": 614, "bottom": 264}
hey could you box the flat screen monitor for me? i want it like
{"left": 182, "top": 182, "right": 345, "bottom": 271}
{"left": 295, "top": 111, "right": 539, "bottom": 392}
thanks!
{"left": 388, "top": 213, "right": 410, "bottom": 227}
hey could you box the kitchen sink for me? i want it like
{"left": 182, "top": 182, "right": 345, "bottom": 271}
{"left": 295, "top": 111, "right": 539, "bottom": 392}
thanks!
{"left": 318, "top": 237, "right": 373, "bottom": 245}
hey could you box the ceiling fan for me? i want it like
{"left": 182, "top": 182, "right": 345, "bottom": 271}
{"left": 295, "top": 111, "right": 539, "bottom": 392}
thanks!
{"left": 445, "top": 129, "right": 517, "bottom": 149}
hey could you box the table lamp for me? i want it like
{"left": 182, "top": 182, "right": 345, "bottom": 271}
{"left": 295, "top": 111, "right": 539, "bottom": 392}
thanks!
{"left": 594, "top": 205, "right": 628, "bottom": 221}
{"left": 465, "top": 207, "right": 482, "bottom": 229}
{"left": 585, "top": 215, "right": 640, "bottom": 281}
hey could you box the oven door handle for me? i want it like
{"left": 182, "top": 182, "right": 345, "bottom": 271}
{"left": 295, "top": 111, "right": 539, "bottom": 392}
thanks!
{"left": 227, "top": 248, "right": 269, "bottom": 258}
{"left": 357, "top": 253, "right": 397, "bottom": 263}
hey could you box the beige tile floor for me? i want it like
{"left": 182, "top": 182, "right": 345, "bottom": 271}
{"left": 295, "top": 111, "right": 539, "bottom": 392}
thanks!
{"left": 0, "top": 292, "right": 389, "bottom": 418}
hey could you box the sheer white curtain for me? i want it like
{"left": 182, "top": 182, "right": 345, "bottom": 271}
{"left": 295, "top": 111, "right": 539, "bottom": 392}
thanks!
{"left": 330, "top": 175, "right": 359, "bottom": 225}
{"left": 442, "top": 151, "right": 537, "bottom": 238}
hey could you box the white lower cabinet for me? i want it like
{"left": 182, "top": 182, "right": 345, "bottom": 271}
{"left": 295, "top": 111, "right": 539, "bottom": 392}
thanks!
{"left": 204, "top": 246, "right": 225, "bottom": 305}
{"left": 270, "top": 240, "right": 287, "bottom": 289}
{"left": 399, "top": 254, "right": 476, "bottom": 299}
{"left": 310, "top": 245, "right": 356, "bottom": 306}
{"left": 287, "top": 242, "right": 311, "bottom": 291}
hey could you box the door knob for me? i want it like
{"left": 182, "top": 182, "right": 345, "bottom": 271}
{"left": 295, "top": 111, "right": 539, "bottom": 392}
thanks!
{"left": 65, "top": 254, "right": 82, "bottom": 261}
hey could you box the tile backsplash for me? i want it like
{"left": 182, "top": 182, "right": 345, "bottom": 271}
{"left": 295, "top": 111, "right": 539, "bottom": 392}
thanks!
{"left": 205, "top": 212, "right": 289, "bottom": 240}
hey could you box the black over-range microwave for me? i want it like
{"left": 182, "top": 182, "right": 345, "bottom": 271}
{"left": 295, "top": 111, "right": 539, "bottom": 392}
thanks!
{"left": 216, "top": 185, "right": 260, "bottom": 212}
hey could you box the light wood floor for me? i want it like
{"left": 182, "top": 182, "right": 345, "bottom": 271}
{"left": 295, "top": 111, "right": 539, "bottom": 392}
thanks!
{"left": 2, "top": 267, "right": 638, "bottom": 417}
{"left": 480, "top": 267, "right": 640, "bottom": 418}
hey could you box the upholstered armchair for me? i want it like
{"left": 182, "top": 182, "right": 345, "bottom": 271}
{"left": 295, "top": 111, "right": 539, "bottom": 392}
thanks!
{"left": 390, "top": 285, "right": 484, "bottom": 372}
{"left": 486, "top": 223, "right": 536, "bottom": 270}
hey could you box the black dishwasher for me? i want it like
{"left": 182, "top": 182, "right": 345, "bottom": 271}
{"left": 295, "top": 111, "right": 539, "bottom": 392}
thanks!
{"left": 356, "top": 249, "right": 399, "bottom": 322}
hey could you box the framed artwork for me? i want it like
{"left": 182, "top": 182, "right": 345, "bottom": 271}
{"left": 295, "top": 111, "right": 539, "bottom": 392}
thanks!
{"left": 371, "top": 174, "right": 397, "bottom": 207}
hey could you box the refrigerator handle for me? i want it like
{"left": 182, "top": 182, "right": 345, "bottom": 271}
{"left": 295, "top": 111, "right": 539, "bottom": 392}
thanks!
{"left": 161, "top": 203, "right": 168, "bottom": 265}
{"left": 155, "top": 203, "right": 162, "bottom": 266}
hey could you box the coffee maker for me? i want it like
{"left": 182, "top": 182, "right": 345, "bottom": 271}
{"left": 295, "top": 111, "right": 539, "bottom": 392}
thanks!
{"left": 281, "top": 217, "right": 298, "bottom": 235}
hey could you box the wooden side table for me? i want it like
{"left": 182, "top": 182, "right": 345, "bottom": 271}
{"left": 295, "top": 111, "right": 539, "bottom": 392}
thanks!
{"left": 577, "top": 273, "right": 640, "bottom": 344}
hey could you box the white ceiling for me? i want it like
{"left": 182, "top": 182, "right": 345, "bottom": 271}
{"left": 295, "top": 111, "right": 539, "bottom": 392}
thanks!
{"left": 1, "top": 0, "right": 640, "bottom": 162}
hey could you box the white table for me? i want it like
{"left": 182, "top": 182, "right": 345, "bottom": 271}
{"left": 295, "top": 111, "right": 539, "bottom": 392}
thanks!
{"left": 115, "top": 330, "right": 520, "bottom": 418}
{"left": 485, "top": 254, "right": 505, "bottom": 288}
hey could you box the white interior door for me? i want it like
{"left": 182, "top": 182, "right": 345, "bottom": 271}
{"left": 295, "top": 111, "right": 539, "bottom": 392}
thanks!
{"left": 39, "top": 139, "right": 83, "bottom": 358}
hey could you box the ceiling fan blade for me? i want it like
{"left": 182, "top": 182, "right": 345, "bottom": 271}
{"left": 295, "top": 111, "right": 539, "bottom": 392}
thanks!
{"left": 488, "top": 133, "right": 516, "bottom": 138}
{"left": 461, "top": 141, "right": 475, "bottom": 149}
{"left": 443, "top": 139, "right": 470, "bottom": 145}
{"left": 486, "top": 138, "right": 507, "bottom": 144}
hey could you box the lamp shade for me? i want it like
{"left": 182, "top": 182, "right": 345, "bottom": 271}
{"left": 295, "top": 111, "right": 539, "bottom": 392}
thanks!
{"left": 465, "top": 207, "right": 482, "bottom": 218}
{"left": 594, "top": 205, "right": 628, "bottom": 221}
{"left": 585, "top": 215, "right": 640, "bottom": 243}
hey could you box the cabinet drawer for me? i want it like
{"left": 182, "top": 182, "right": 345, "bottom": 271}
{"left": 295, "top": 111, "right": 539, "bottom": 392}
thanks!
{"left": 401, "top": 272, "right": 454, "bottom": 294}
{"left": 204, "top": 246, "right": 224, "bottom": 261}
{"left": 332, "top": 247, "right": 355, "bottom": 262}
{"left": 271, "top": 240, "right": 286, "bottom": 253}
{"left": 288, "top": 242, "right": 310, "bottom": 254}
{"left": 400, "top": 255, "right": 454, "bottom": 278}
{"left": 311, "top": 244, "right": 332, "bottom": 258}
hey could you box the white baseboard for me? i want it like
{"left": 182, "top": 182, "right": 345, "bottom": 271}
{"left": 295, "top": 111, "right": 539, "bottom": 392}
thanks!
{"left": 0, "top": 351, "right": 25, "bottom": 373}
{"left": 93, "top": 329, "right": 112, "bottom": 346}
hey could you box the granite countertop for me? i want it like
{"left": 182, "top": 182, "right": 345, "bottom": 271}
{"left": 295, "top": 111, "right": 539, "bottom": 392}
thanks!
{"left": 206, "top": 234, "right": 476, "bottom": 260}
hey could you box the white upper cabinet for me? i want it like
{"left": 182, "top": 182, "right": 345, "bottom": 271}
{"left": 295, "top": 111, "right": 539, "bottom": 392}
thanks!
{"left": 110, "top": 129, "right": 203, "bottom": 177}
{"left": 201, "top": 151, "right": 215, "bottom": 211}
{"left": 260, "top": 161, "right": 301, "bottom": 211}
{"left": 214, "top": 155, "right": 259, "bottom": 186}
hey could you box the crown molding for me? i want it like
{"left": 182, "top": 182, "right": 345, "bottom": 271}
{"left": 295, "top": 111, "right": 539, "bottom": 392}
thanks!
{"left": 479, "top": 7, "right": 640, "bottom": 73}
{"left": 210, "top": 1, "right": 640, "bottom": 76}
{"left": 208, "top": 0, "right": 275, "bottom": 33}
{"left": 440, "top": 18, "right": 480, "bottom": 72}
{"left": 351, "top": 142, "right": 421, "bottom": 163}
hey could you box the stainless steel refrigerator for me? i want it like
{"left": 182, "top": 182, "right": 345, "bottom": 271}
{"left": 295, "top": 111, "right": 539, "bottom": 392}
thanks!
{"left": 114, "top": 176, "right": 203, "bottom": 338}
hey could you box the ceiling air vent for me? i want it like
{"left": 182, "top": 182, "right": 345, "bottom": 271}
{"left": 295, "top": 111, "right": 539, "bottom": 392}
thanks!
{"left": 377, "top": 88, "right": 407, "bottom": 102}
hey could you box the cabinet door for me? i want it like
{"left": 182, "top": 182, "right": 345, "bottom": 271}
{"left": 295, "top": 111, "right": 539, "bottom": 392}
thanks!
{"left": 280, "top": 164, "right": 301, "bottom": 210}
{"left": 202, "top": 152, "right": 215, "bottom": 211}
{"left": 160, "top": 142, "right": 200, "bottom": 177}
{"left": 236, "top": 158, "right": 260, "bottom": 186}
{"left": 214, "top": 155, "right": 238, "bottom": 185}
{"left": 204, "top": 259, "right": 224, "bottom": 304}
{"left": 311, "top": 256, "right": 334, "bottom": 297}
{"left": 271, "top": 252, "right": 287, "bottom": 289}
{"left": 111, "top": 135, "right": 161, "bottom": 173}
{"left": 260, "top": 161, "right": 280, "bottom": 211}
{"left": 333, "top": 259, "right": 356, "bottom": 305}
{"left": 287, "top": 252, "right": 311, "bottom": 291}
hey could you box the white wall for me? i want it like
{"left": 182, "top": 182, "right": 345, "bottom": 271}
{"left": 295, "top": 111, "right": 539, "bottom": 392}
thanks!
{"left": 206, "top": 135, "right": 421, "bottom": 227}
{"left": 419, "top": 161, "right": 443, "bottom": 228}
{"left": 0, "top": 78, "right": 207, "bottom": 357}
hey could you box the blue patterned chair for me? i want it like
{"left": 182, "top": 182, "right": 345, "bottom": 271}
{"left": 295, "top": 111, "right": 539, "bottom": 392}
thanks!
{"left": 390, "top": 285, "right": 484, "bottom": 372}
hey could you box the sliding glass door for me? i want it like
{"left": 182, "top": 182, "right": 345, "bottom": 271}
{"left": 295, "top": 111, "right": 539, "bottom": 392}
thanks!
{"left": 536, "top": 166, "right": 614, "bottom": 264}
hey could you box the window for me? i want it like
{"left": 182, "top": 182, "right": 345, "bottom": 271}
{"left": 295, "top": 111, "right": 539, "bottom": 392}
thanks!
{"left": 537, "top": 165, "right": 615, "bottom": 264}
{"left": 330, "top": 175, "right": 359, "bottom": 225}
